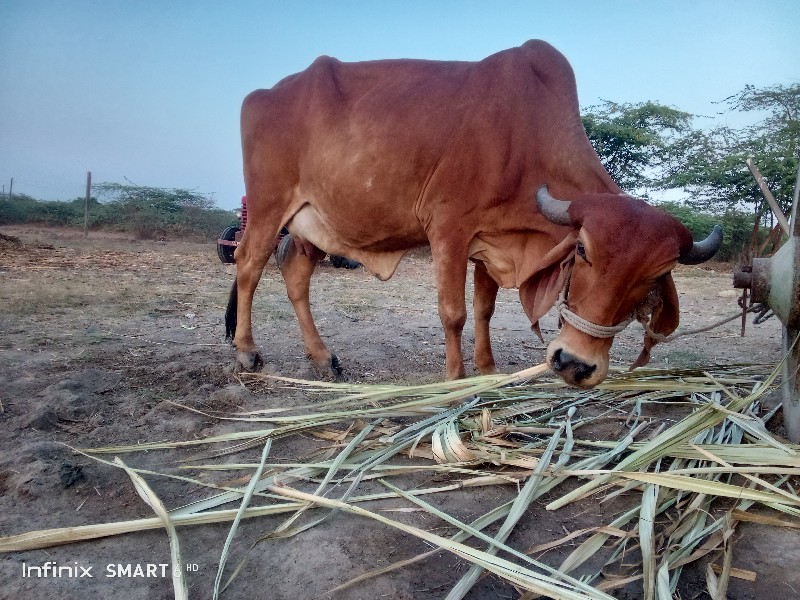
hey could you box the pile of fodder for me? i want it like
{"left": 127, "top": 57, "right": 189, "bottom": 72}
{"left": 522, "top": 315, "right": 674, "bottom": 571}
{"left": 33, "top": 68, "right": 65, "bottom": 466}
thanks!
{"left": 3, "top": 362, "right": 797, "bottom": 599}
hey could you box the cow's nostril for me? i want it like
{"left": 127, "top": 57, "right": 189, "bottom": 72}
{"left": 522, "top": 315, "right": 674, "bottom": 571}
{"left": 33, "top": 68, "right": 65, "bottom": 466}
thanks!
{"left": 573, "top": 361, "right": 597, "bottom": 382}
{"left": 551, "top": 348, "right": 564, "bottom": 371}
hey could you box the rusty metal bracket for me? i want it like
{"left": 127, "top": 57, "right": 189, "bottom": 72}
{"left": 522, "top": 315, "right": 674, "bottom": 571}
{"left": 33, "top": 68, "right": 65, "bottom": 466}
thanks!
{"left": 752, "top": 304, "right": 775, "bottom": 325}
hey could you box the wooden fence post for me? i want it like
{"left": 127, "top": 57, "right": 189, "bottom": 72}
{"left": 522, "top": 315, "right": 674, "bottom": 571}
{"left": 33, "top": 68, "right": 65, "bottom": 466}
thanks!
{"left": 84, "top": 171, "right": 91, "bottom": 238}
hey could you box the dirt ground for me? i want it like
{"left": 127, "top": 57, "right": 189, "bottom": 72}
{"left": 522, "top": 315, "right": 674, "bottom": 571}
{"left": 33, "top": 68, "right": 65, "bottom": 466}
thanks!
{"left": 0, "top": 224, "right": 792, "bottom": 600}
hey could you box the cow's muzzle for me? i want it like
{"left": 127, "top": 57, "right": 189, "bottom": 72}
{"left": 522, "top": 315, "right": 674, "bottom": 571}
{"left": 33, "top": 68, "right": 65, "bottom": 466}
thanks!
{"left": 550, "top": 348, "right": 597, "bottom": 386}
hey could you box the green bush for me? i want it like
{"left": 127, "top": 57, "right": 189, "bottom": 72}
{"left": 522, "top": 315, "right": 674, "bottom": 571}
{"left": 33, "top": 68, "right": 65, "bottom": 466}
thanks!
{"left": 0, "top": 195, "right": 36, "bottom": 223}
{"left": 0, "top": 187, "right": 238, "bottom": 240}
{"left": 0, "top": 194, "right": 84, "bottom": 226}
{"left": 93, "top": 182, "right": 237, "bottom": 239}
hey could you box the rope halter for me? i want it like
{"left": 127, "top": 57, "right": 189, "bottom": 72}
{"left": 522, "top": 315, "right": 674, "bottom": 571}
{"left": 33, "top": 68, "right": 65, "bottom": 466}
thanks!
{"left": 554, "top": 257, "right": 662, "bottom": 340}
{"left": 555, "top": 299, "right": 634, "bottom": 338}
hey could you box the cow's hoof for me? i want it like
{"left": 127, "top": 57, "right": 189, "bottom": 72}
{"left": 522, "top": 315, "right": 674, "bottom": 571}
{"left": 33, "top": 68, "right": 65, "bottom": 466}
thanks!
{"left": 311, "top": 354, "right": 344, "bottom": 380}
{"left": 445, "top": 370, "right": 467, "bottom": 381}
{"left": 477, "top": 364, "right": 498, "bottom": 375}
{"left": 330, "top": 354, "right": 343, "bottom": 378}
{"left": 444, "top": 361, "right": 467, "bottom": 381}
{"left": 236, "top": 350, "right": 264, "bottom": 372}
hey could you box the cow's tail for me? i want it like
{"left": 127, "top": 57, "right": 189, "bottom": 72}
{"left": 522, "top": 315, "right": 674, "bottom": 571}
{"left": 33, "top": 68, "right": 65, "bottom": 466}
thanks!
{"left": 225, "top": 277, "right": 238, "bottom": 341}
{"left": 275, "top": 232, "right": 293, "bottom": 269}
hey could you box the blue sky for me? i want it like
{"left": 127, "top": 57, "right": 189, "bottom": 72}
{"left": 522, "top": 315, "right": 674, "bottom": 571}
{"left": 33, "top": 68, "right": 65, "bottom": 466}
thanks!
{"left": 1, "top": 1, "right": 798, "bottom": 209}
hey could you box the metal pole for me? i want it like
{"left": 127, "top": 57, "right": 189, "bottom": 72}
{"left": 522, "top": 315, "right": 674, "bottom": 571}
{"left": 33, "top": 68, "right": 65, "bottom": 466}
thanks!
{"left": 84, "top": 171, "right": 91, "bottom": 238}
{"left": 8, "top": 178, "right": 12, "bottom": 197}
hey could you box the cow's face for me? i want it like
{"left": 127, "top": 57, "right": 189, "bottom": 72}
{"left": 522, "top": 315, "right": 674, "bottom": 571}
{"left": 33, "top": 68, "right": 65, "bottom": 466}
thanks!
{"left": 528, "top": 187, "right": 721, "bottom": 388}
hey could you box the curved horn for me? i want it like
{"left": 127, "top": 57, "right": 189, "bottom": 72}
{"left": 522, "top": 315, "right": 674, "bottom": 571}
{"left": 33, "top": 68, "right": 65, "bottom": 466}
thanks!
{"left": 679, "top": 224, "right": 723, "bottom": 265}
{"left": 536, "top": 185, "right": 573, "bottom": 226}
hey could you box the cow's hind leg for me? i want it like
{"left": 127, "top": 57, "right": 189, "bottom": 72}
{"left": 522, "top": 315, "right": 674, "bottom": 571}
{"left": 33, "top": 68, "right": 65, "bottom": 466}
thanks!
{"left": 227, "top": 215, "right": 282, "bottom": 370}
{"left": 473, "top": 261, "right": 499, "bottom": 374}
{"left": 278, "top": 235, "right": 342, "bottom": 378}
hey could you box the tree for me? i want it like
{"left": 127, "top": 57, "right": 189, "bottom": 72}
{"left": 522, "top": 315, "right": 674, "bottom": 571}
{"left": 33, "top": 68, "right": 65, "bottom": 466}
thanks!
{"left": 93, "top": 182, "right": 232, "bottom": 239}
{"left": 657, "top": 201, "right": 754, "bottom": 262}
{"left": 94, "top": 182, "right": 216, "bottom": 213}
{"left": 663, "top": 83, "right": 800, "bottom": 216}
{"left": 582, "top": 100, "right": 693, "bottom": 193}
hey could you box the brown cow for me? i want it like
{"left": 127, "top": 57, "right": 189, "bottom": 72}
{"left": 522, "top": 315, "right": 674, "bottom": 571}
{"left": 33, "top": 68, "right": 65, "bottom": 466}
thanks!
{"left": 226, "top": 40, "right": 721, "bottom": 387}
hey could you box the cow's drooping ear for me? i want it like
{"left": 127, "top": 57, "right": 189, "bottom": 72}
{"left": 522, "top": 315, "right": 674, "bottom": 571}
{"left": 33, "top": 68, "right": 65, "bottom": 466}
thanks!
{"left": 631, "top": 272, "right": 680, "bottom": 369}
{"left": 519, "top": 232, "right": 579, "bottom": 341}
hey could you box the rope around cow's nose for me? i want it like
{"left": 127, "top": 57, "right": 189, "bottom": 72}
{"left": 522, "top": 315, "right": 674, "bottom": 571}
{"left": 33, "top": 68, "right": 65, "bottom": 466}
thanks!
{"left": 555, "top": 299, "right": 634, "bottom": 338}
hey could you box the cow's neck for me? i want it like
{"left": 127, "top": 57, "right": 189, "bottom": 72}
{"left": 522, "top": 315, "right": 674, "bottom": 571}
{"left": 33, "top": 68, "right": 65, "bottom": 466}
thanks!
{"left": 468, "top": 229, "right": 564, "bottom": 290}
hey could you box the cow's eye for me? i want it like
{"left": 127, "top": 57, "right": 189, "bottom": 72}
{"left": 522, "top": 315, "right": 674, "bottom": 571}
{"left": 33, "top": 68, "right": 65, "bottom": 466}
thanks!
{"left": 576, "top": 241, "right": 588, "bottom": 262}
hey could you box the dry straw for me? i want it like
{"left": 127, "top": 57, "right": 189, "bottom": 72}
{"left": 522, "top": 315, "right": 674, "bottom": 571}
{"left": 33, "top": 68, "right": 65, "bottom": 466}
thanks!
{"left": 1, "top": 359, "right": 797, "bottom": 599}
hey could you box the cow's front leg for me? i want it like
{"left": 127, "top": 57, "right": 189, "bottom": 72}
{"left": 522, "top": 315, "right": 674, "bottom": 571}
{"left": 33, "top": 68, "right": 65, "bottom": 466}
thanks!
{"left": 278, "top": 235, "right": 341, "bottom": 378}
{"left": 432, "top": 247, "right": 469, "bottom": 380}
{"left": 473, "top": 260, "right": 499, "bottom": 374}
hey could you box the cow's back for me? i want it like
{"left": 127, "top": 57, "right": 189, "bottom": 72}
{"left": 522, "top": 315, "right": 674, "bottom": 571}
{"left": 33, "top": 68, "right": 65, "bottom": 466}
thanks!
{"left": 240, "top": 40, "right": 615, "bottom": 247}
{"left": 243, "top": 39, "right": 586, "bottom": 158}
